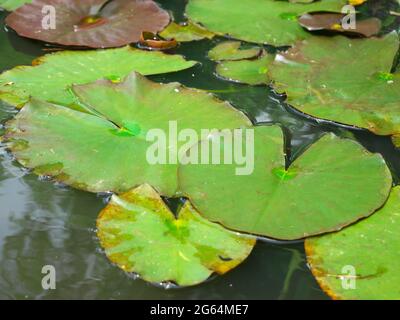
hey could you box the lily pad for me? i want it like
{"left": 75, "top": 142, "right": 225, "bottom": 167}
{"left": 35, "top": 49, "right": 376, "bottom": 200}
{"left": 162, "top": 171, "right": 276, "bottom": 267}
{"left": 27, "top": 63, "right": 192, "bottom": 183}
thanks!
{"left": 216, "top": 53, "right": 274, "bottom": 85}
{"left": 269, "top": 32, "right": 400, "bottom": 137}
{"left": 97, "top": 184, "right": 256, "bottom": 287}
{"left": 0, "top": 46, "right": 197, "bottom": 107}
{"left": 138, "top": 32, "right": 178, "bottom": 51}
{"left": 0, "top": 0, "right": 30, "bottom": 11}
{"left": 306, "top": 186, "right": 400, "bottom": 300}
{"left": 208, "top": 41, "right": 262, "bottom": 61}
{"left": 298, "top": 13, "right": 381, "bottom": 37}
{"left": 159, "top": 21, "right": 215, "bottom": 42}
{"left": 186, "top": 0, "right": 347, "bottom": 46}
{"left": 4, "top": 72, "right": 251, "bottom": 196}
{"left": 178, "top": 125, "right": 392, "bottom": 240}
{"left": 5, "top": 0, "right": 170, "bottom": 48}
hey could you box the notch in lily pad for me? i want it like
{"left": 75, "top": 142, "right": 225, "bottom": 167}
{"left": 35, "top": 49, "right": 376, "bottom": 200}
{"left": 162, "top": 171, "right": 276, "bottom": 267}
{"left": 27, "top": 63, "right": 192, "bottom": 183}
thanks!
{"left": 97, "top": 184, "right": 256, "bottom": 287}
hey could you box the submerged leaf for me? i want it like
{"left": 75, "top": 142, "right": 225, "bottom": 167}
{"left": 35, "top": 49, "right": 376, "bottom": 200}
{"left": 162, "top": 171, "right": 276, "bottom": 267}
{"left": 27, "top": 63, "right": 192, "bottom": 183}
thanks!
{"left": 0, "top": 47, "right": 197, "bottom": 107}
{"left": 159, "top": 21, "right": 215, "bottom": 42}
{"left": 298, "top": 13, "right": 381, "bottom": 37}
{"left": 306, "top": 186, "right": 400, "bottom": 300}
{"left": 208, "top": 41, "right": 262, "bottom": 61}
{"left": 216, "top": 53, "right": 274, "bottom": 85}
{"left": 0, "top": 0, "right": 30, "bottom": 11}
{"left": 186, "top": 0, "right": 347, "bottom": 46}
{"left": 5, "top": 0, "right": 170, "bottom": 48}
{"left": 4, "top": 72, "right": 251, "bottom": 196}
{"left": 179, "top": 126, "right": 392, "bottom": 240}
{"left": 97, "top": 184, "right": 255, "bottom": 287}
{"left": 269, "top": 32, "right": 400, "bottom": 137}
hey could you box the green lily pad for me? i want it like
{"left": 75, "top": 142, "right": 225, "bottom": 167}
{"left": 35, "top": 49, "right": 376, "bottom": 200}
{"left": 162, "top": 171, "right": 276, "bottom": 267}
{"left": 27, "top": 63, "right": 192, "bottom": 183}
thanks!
{"left": 178, "top": 125, "right": 392, "bottom": 240}
{"left": 4, "top": 72, "right": 251, "bottom": 196}
{"left": 269, "top": 32, "right": 400, "bottom": 137}
{"left": 306, "top": 186, "right": 400, "bottom": 300}
{"left": 0, "top": 0, "right": 30, "bottom": 11}
{"left": 208, "top": 41, "right": 262, "bottom": 61}
{"left": 97, "top": 184, "right": 256, "bottom": 287}
{"left": 6, "top": 0, "right": 170, "bottom": 48}
{"left": 0, "top": 46, "right": 197, "bottom": 107}
{"left": 186, "top": 0, "right": 347, "bottom": 46}
{"left": 216, "top": 53, "right": 274, "bottom": 85}
{"left": 159, "top": 21, "right": 215, "bottom": 42}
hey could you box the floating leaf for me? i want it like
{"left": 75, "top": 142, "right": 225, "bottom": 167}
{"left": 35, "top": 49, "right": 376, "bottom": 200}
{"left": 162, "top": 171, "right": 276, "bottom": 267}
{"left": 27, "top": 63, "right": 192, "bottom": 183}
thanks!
{"left": 269, "top": 32, "right": 400, "bottom": 137}
{"left": 159, "top": 21, "right": 215, "bottom": 42}
{"left": 299, "top": 13, "right": 381, "bottom": 37}
{"left": 208, "top": 41, "right": 262, "bottom": 61}
{"left": 0, "top": 46, "right": 197, "bottom": 107}
{"left": 179, "top": 126, "right": 392, "bottom": 240}
{"left": 306, "top": 186, "right": 400, "bottom": 300}
{"left": 186, "top": 0, "right": 347, "bottom": 46}
{"left": 0, "top": 0, "right": 30, "bottom": 11}
{"left": 216, "top": 53, "right": 274, "bottom": 85}
{"left": 5, "top": 0, "right": 170, "bottom": 48}
{"left": 97, "top": 184, "right": 255, "bottom": 287}
{"left": 139, "top": 32, "right": 178, "bottom": 51}
{"left": 4, "top": 72, "right": 251, "bottom": 196}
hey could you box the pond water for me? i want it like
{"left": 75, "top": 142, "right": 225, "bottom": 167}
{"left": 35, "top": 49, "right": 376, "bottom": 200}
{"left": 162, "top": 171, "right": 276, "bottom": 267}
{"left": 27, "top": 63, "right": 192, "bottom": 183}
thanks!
{"left": 0, "top": 1, "right": 399, "bottom": 299}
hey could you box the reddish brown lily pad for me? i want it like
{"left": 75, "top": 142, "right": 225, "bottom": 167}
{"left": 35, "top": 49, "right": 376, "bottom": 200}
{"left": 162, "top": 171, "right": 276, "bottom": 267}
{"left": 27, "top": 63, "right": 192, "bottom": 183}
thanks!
{"left": 5, "top": 0, "right": 170, "bottom": 48}
{"left": 298, "top": 13, "right": 381, "bottom": 37}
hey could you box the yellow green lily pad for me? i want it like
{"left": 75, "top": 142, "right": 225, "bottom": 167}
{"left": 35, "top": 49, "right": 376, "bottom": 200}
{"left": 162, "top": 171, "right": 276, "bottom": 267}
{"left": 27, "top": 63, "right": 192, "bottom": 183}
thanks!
{"left": 306, "top": 186, "right": 400, "bottom": 300}
{"left": 216, "top": 53, "right": 274, "bottom": 85}
{"left": 208, "top": 41, "right": 262, "bottom": 61}
{"left": 269, "top": 32, "right": 400, "bottom": 137}
{"left": 159, "top": 21, "right": 215, "bottom": 42}
{"left": 97, "top": 184, "right": 256, "bottom": 287}
{"left": 0, "top": 46, "right": 197, "bottom": 108}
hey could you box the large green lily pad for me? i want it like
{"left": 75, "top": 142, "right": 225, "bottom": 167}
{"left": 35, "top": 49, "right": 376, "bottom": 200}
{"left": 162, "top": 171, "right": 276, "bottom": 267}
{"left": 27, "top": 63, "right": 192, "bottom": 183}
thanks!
{"left": 97, "top": 184, "right": 256, "bottom": 287}
{"left": 6, "top": 0, "right": 170, "bottom": 48}
{"left": 178, "top": 125, "right": 392, "bottom": 240}
{"left": 4, "top": 72, "right": 251, "bottom": 196}
{"left": 269, "top": 33, "right": 400, "bottom": 137}
{"left": 216, "top": 53, "right": 274, "bottom": 85}
{"left": 208, "top": 41, "right": 262, "bottom": 61}
{"left": 306, "top": 186, "right": 400, "bottom": 300}
{"left": 159, "top": 21, "right": 215, "bottom": 42}
{"left": 0, "top": 47, "right": 197, "bottom": 107}
{"left": 186, "top": 0, "right": 347, "bottom": 46}
{"left": 0, "top": 0, "right": 30, "bottom": 10}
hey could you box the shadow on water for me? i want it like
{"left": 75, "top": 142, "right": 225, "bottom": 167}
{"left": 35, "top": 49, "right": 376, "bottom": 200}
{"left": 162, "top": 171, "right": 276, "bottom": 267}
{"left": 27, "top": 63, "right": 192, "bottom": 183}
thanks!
{"left": 0, "top": 1, "right": 399, "bottom": 299}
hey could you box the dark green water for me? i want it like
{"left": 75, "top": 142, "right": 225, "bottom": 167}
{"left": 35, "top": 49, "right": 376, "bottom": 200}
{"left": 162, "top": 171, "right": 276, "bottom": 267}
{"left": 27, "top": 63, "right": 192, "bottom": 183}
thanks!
{"left": 0, "top": 1, "right": 399, "bottom": 299}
